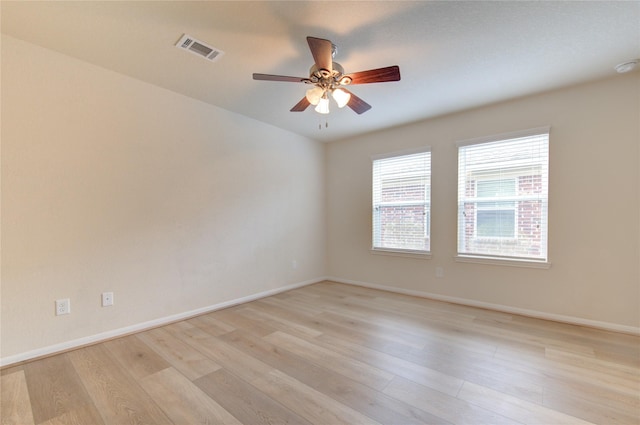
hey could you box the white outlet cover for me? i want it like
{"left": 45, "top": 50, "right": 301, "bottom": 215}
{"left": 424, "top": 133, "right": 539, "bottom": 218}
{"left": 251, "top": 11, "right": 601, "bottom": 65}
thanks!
{"left": 102, "top": 292, "right": 114, "bottom": 307}
{"left": 56, "top": 298, "right": 70, "bottom": 315}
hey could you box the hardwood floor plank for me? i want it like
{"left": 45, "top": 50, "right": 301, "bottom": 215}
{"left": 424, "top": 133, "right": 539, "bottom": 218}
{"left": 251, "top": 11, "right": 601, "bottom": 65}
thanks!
{"left": 141, "top": 367, "right": 242, "bottom": 425}
{"left": 104, "top": 334, "right": 170, "bottom": 380}
{"left": 469, "top": 316, "right": 597, "bottom": 357}
{"left": 312, "top": 285, "right": 477, "bottom": 323}
{"left": 67, "top": 344, "right": 172, "bottom": 425}
{"left": 594, "top": 345, "right": 640, "bottom": 368}
{"left": 206, "top": 307, "right": 277, "bottom": 337}
{"left": 218, "top": 329, "right": 446, "bottom": 425}
{"left": 164, "top": 319, "right": 214, "bottom": 341}
{"left": 383, "top": 375, "right": 519, "bottom": 424}
{"left": 542, "top": 386, "right": 640, "bottom": 425}
{"left": 187, "top": 313, "right": 236, "bottom": 336}
{"left": 0, "top": 370, "right": 35, "bottom": 425}
{"left": 335, "top": 332, "right": 545, "bottom": 403}
{"left": 310, "top": 332, "right": 465, "bottom": 397}
{"left": 301, "top": 282, "right": 374, "bottom": 299}
{"left": 175, "top": 332, "right": 276, "bottom": 383}
{"left": 22, "top": 354, "right": 93, "bottom": 424}
{"left": 37, "top": 405, "right": 105, "bottom": 425}
{"left": 251, "top": 369, "right": 382, "bottom": 425}
{"left": 256, "top": 297, "right": 421, "bottom": 354}
{"left": 545, "top": 347, "right": 640, "bottom": 381}
{"left": 498, "top": 343, "right": 640, "bottom": 399}
{"left": 257, "top": 293, "right": 331, "bottom": 317}
{"left": 346, "top": 292, "right": 478, "bottom": 325}
{"left": 323, "top": 298, "right": 500, "bottom": 356}
{"left": 137, "top": 327, "right": 221, "bottom": 381}
{"left": 493, "top": 341, "right": 549, "bottom": 364}
{"left": 494, "top": 311, "right": 640, "bottom": 361}
{"left": 248, "top": 299, "right": 325, "bottom": 332}
{"left": 541, "top": 375, "right": 640, "bottom": 420}
{"left": 237, "top": 306, "right": 324, "bottom": 339}
{"left": 0, "top": 365, "right": 23, "bottom": 377}
{"left": 457, "top": 381, "right": 596, "bottom": 425}
{"left": 263, "top": 331, "right": 395, "bottom": 391}
{"left": 194, "top": 369, "right": 312, "bottom": 425}
{"left": 319, "top": 297, "right": 502, "bottom": 359}
{"left": 318, "top": 310, "right": 432, "bottom": 350}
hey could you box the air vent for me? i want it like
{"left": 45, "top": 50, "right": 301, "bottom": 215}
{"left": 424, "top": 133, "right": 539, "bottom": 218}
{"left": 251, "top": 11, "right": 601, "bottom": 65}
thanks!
{"left": 175, "top": 34, "right": 224, "bottom": 62}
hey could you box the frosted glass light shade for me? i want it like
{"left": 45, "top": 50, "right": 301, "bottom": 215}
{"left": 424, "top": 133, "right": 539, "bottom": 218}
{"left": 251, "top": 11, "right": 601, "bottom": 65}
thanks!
{"left": 315, "top": 96, "right": 330, "bottom": 114}
{"left": 305, "top": 86, "right": 324, "bottom": 105}
{"left": 332, "top": 88, "right": 351, "bottom": 108}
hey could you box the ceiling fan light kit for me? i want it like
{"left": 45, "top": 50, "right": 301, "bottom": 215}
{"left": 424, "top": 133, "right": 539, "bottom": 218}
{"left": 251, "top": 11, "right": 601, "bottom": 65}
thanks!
{"left": 253, "top": 36, "right": 401, "bottom": 117}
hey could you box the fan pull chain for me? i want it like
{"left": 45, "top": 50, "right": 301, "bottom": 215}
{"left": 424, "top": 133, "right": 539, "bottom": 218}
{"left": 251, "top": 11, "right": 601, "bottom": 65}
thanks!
{"left": 317, "top": 117, "right": 329, "bottom": 130}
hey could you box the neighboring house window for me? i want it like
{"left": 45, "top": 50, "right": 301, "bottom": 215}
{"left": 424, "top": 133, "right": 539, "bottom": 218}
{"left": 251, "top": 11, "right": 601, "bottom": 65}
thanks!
{"left": 476, "top": 178, "right": 517, "bottom": 238}
{"left": 457, "top": 128, "right": 549, "bottom": 263}
{"left": 372, "top": 148, "right": 431, "bottom": 254}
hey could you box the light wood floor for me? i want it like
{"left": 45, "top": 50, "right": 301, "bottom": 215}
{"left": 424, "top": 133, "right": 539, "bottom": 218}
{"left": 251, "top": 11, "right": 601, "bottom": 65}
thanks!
{"left": 2, "top": 281, "right": 639, "bottom": 425}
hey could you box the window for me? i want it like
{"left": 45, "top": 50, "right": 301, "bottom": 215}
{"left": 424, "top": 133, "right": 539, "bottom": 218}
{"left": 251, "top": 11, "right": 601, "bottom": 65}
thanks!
{"left": 457, "top": 128, "right": 549, "bottom": 263}
{"left": 372, "top": 148, "right": 431, "bottom": 254}
{"left": 476, "top": 178, "right": 516, "bottom": 238}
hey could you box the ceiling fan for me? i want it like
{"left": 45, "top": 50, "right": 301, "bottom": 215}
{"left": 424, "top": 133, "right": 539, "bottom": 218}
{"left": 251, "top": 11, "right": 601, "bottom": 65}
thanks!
{"left": 253, "top": 36, "right": 400, "bottom": 115}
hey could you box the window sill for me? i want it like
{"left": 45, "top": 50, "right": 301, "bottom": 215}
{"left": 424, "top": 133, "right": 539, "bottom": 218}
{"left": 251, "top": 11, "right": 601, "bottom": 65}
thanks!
{"left": 455, "top": 255, "right": 550, "bottom": 269}
{"left": 371, "top": 248, "right": 432, "bottom": 260}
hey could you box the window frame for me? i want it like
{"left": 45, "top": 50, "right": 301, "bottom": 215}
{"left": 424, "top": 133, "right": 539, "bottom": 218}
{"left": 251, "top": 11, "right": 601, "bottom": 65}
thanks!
{"left": 456, "top": 127, "right": 550, "bottom": 268}
{"left": 371, "top": 146, "right": 432, "bottom": 258}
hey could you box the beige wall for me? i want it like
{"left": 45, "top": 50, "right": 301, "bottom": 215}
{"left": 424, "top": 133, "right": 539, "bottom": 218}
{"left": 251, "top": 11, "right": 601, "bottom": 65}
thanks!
{"left": 1, "top": 36, "right": 326, "bottom": 361}
{"left": 2, "top": 34, "right": 638, "bottom": 364}
{"left": 327, "top": 73, "right": 640, "bottom": 330}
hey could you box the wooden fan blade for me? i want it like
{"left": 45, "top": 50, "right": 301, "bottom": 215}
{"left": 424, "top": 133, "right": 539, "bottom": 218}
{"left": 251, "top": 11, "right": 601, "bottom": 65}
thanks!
{"left": 253, "top": 73, "right": 307, "bottom": 83}
{"left": 307, "top": 36, "right": 333, "bottom": 72}
{"left": 290, "top": 97, "right": 311, "bottom": 112}
{"left": 342, "top": 89, "right": 372, "bottom": 114}
{"left": 344, "top": 66, "right": 401, "bottom": 85}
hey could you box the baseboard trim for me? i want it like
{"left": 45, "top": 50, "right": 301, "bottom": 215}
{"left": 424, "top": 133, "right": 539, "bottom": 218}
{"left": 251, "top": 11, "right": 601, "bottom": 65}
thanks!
{"left": 0, "top": 277, "right": 326, "bottom": 367}
{"left": 327, "top": 276, "right": 640, "bottom": 336}
{"left": 5, "top": 275, "right": 636, "bottom": 367}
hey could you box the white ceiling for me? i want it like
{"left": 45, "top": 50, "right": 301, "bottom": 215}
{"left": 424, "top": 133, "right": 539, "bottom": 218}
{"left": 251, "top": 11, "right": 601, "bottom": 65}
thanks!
{"left": 2, "top": 1, "right": 639, "bottom": 143}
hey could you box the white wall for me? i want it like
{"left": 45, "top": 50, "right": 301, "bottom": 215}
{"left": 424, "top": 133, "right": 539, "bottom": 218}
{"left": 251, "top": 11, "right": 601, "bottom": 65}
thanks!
{"left": 327, "top": 73, "right": 640, "bottom": 331}
{"left": 1, "top": 36, "right": 326, "bottom": 362}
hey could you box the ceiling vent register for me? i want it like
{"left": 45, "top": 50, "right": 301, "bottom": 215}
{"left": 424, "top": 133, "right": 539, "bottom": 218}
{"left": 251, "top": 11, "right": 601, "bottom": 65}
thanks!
{"left": 175, "top": 34, "right": 224, "bottom": 62}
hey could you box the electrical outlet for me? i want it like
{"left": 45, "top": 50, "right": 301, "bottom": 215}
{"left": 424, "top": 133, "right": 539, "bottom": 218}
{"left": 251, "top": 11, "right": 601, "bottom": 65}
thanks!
{"left": 101, "top": 292, "right": 114, "bottom": 307}
{"left": 292, "top": 260, "right": 298, "bottom": 269}
{"left": 55, "top": 298, "right": 70, "bottom": 315}
{"left": 435, "top": 267, "right": 444, "bottom": 278}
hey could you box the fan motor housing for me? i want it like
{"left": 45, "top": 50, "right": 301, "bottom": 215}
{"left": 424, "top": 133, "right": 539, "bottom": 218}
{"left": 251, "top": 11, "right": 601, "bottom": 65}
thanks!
{"left": 308, "top": 62, "right": 351, "bottom": 88}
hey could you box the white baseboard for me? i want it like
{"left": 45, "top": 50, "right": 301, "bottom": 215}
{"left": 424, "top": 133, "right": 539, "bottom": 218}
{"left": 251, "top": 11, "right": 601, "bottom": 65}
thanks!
{"left": 0, "top": 277, "right": 326, "bottom": 367}
{"left": 327, "top": 276, "right": 640, "bottom": 336}
{"left": 5, "top": 275, "right": 636, "bottom": 367}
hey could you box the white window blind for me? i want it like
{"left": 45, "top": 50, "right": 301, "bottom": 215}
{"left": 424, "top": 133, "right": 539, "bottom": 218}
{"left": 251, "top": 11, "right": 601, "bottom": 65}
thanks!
{"left": 373, "top": 148, "right": 431, "bottom": 253}
{"left": 457, "top": 128, "right": 549, "bottom": 262}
